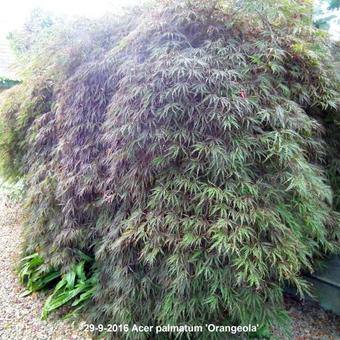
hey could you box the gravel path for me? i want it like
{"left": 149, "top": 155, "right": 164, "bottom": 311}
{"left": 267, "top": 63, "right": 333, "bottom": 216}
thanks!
{"left": 0, "top": 192, "right": 91, "bottom": 340}
{"left": 284, "top": 295, "right": 340, "bottom": 340}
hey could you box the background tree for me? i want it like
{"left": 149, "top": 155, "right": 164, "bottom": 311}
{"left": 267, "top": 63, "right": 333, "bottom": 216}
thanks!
{"left": 7, "top": 8, "right": 58, "bottom": 58}
{"left": 314, "top": 0, "right": 340, "bottom": 30}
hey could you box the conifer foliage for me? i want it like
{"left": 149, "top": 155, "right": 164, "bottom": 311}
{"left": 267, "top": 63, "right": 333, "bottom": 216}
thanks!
{"left": 0, "top": 0, "right": 339, "bottom": 338}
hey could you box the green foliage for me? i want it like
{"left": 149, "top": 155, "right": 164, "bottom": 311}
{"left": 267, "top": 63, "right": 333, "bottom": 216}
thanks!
{"left": 18, "top": 253, "right": 60, "bottom": 296}
{"left": 0, "top": 77, "right": 20, "bottom": 89}
{"left": 1, "top": 0, "right": 339, "bottom": 338}
{"left": 0, "top": 177, "right": 25, "bottom": 202}
{"left": 18, "top": 252, "right": 95, "bottom": 318}
{"left": 7, "top": 8, "right": 58, "bottom": 60}
{"left": 0, "top": 81, "right": 53, "bottom": 180}
{"left": 322, "top": 109, "right": 340, "bottom": 212}
{"left": 313, "top": 0, "right": 339, "bottom": 30}
{"left": 248, "top": 324, "right": 272, "bottom": 339}
{"left": 328, "top": 0, "right": 340, "bottom": 10}
{"left": 42, "top": 258, "right": 96, "bottom": 320}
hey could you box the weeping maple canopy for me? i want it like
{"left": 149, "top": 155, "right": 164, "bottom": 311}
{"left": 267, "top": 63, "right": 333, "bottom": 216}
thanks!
{"left": 0, "top": 0, "right": 339, "bottom": 338}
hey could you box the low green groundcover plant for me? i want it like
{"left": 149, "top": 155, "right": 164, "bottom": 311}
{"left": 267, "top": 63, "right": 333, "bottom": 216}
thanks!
{"left": 18, "top": 253, "right": 60, "bottom": 296}
{"left": 1, "top": 0, "right": 340, "bottom": 338}
{"left": 18, "top": 252, "right": 96, "bottom": 319}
